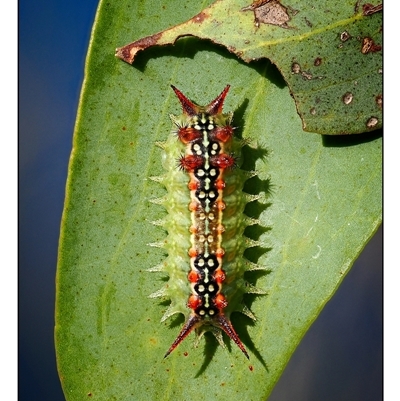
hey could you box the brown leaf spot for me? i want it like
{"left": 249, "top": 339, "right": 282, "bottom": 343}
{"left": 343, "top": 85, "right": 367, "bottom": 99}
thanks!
{"left": 314, "top": 57, "right": 322, "bottom": 66}
{"left": 362, "top": 3, "right": 383, "bottom": 16}
{"left": 115, "top": 32, "right": 163, "bottom": 64}
{"left": 342, "top": 92, "right": 353, "bottom": 105}
{"left": 340, "top": 30, "right": 351, "bottom": 42}
{"left": 301, "top": 70, "right": 313, "bottom": 80}
{"left": 366, "top": 116, "right": 378, "bottom": 128}
{"left": 361, "top": 37, "right": 382, "bottom": 54}
{"left": 242, "top": 0, "right": 295, "bottom": 29}
{"left": 291, "top": 61, "right": 324, "bottom": 81}
{"left": 191, "top": 11, "right": 208, "bottom": 24}
{"left": 304, "top": 17, "right": 313, "bottom": 27}
{"left": 291, "top": 62, "right": 301, "bottom": 74}
{"left": 354, "top": 0, "right": 362, "bottom": 13}
{"left": 375, "top": 94, "right": 383, "bottom": 109}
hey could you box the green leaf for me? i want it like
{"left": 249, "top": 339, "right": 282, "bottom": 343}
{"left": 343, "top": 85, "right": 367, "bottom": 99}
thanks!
{"left": 116, "top": 0, "right": 383, "bottom": 135}
{"left": 55, "top": 0, "right": 382, "bottom": 400}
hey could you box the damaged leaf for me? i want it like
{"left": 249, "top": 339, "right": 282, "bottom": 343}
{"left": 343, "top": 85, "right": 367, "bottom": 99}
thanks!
{"left": 116, "top": 0, "right": 382, "bottom": 135}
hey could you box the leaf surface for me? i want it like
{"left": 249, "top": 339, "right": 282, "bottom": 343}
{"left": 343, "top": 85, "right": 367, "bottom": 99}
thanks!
{"left": 55, "top": 0, "right": 382, "bottom": 400}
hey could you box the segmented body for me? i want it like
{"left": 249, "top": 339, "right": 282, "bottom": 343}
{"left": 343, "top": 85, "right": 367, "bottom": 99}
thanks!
{"left": 151, "top": 85, "right": 259, "bottom": 359}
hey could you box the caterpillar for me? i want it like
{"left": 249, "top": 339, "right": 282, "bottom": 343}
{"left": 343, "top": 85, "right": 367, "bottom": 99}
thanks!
{"left": 149, "top": 85, "right": 264, "bottom": 359}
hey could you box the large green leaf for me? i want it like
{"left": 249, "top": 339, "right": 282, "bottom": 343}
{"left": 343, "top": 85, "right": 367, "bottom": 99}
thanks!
{"left": 55, "top": 0, "right": 382, "bottom": 400}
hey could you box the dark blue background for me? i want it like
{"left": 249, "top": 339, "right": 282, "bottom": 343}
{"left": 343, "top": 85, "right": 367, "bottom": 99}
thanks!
{"left": 19, "top": 1, "right": 382, "bottom": 400}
